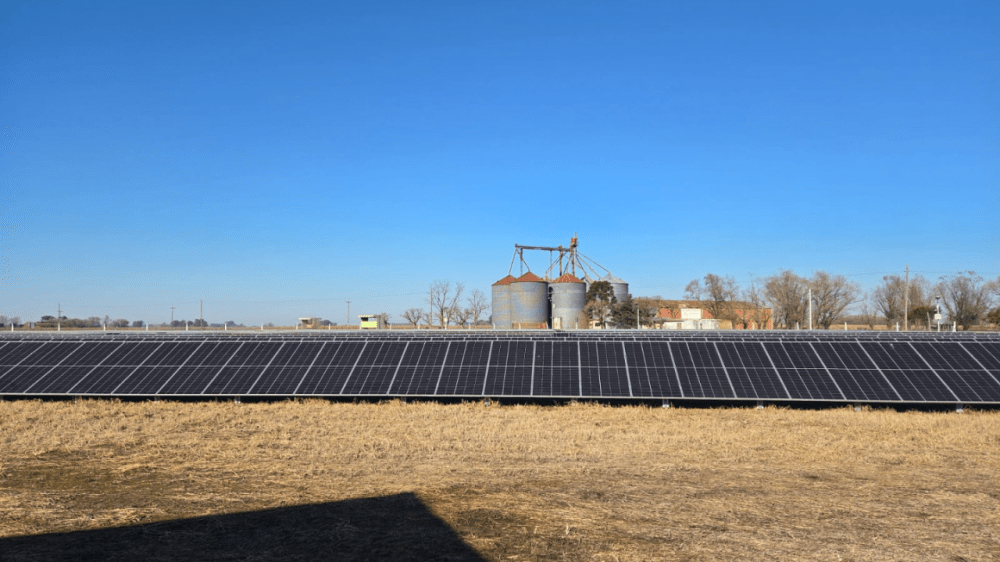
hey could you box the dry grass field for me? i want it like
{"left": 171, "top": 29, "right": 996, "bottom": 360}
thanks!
{"left": 1, "top": 399, "right": 998, "bottom": 561}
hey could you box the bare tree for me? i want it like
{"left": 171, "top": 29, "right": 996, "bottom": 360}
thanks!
{"left": 872, "top": 274, "right": 930, "bottom": 328}
{"left": 402, "top": 308, "right": 424, "bottom": 327}
{"left": 858, "top": 299, "right": 879, "bottom": 330}
{"left": 764, "top": 270, "right": 809, "bottom": 329}
{"left": 377, "top": 312, "right": 391, "bottom": 327}
{"left": 986, "top": 307, "right": 1000, "bottom": 327}
{"left": 810, "top": 271, "right": 862, "bottom": 329}
{"left": 428, "top": 280, "right": 464, "bottom": 328}
{"left": 683, "top": 279, "right": 702, "bottom": 301}
{"left": 684, "top": 274, "right": 741, "bottom": 328}
{"left": 466, "top": 289, "right": 490, "bottom": 325}
{"left": 703, "top": 273, "right": 740, "bottom": 328}
{"left": 742, "top": 280, "right": 772, "bottom": 330}
{"left": 451, "top": 306, "right": 472, "bottom": 328}
{"left": 936, "top": 271, "right": 993, "bottom": 330}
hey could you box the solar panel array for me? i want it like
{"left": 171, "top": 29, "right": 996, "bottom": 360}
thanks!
{"left": 1, "top": 331, "right": 999, "bottom": 404}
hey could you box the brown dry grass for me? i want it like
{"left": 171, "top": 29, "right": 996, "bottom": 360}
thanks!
{"left": 1, "top": 400, "right": 998, "bottom": 561}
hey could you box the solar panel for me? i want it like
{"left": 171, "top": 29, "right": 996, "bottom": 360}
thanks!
{"left": 1, "top": 331, "right": 999, "bottom": 404}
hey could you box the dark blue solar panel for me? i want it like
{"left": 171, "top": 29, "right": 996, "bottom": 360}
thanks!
{"left": 102, "top": 342, "right": 165, "bottom": 367}
{"left": 530, "top": 341, "right": 580, "bottom": 396}
{"left": 0, "top": 367, "right": 55, "bottom": 393}
{"left": 442, "top": 342, "right": 491, "bottom": 395}
{"left": 579, "top": 342, "right": 630, "bottom": 397}
{"left": 72, "top": 366, "right": 136, "bottom": 394}
{"left": 681, "top": 343, "right": 733, "bottom": 398}
{"left": 292, "top": 342, "right": 348, "bottom": 394}
{"left": 0, "top": 342, "right": 49, "bottom": 367}
{"left": 391, "top": 341, "right": 448, "bottom": 395}
{"left": 118, "top": 367, "right": 178, "bottom": 394}
{"left": 762, "top": 343, "right": 836, "bottom": 399}
{"left": 483, "top": 341, "right": 533, "bottom": 396}
{"left": 962, "top": 343, "right": 1000, "bottom": 371}
{"left": 0, "top": 332, "right": 998, "bottom": 403}
{"left": 716, "top": 343, "right": 788, "bottom": 399}
{"left": 249, "top": 341, "right": 326, "bottom": 395}
{"left": 640, "top": 342, "right": 682, "bottom": 397}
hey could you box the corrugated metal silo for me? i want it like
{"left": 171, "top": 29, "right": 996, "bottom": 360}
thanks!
{"left": 549, "top": 273, "right": 586, "bottom": 329}
{"left": 491, "top": 275, "right": 516, "bottom": 329}
{"left": 602, "top": 274, "right": 630, "bottom": 304}
{"left": 510, "top": 271, "right": 549, "bottom": 328}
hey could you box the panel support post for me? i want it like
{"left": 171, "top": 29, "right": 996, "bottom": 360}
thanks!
{"left": 955, "top": 403, "right": 963, "bottom": 413}
{"left": 234, "top": 396, "right": 241, "bottom": 404}
{"left": 854, "top": 404, "right": 862, "bottom": 411}
{"left": 661, "top": 400, "right": 671, "bottom": 409}
{"left": 756, "top": 400, "right": 764, "bottom": 410}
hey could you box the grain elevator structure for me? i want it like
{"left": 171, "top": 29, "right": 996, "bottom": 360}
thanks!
{"left": 492, "top": 235, "right": 629, "bottom": 329}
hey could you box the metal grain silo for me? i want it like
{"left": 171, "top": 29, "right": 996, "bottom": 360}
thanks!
{"left": 510, "top": 271, "right": 549, "bottom": 328}
{"left": 602, "top": 274, "right": 630, "bottom": 304}
{"left": 549, "top": 273, "right": 586, "bottom": 329}
{"left": 491, "top": 275, "right": 516, "bottom": 329}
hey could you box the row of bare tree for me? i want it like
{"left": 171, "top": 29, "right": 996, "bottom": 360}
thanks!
{"left": 34, "top": 315, "right": 142, "bottom": 328}
{"left": 865, "top": 271, "right": 1000, "bottom": 330}
{"left": 401, "top": 281, "right": 491, "bottom": 328}
{"left": 0, "top": 315, "right": 22, "bottom": 327}
{"left": 685, "top": 271, "right": 1000, "bottom": 330}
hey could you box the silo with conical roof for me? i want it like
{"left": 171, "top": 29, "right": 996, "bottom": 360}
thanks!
{"left": 491, "top": 275, "right": 516, "bottom": 329}
{"left": 549, "top": 273, "right": 586, "bottom": 329}
{"left": 602, "top": 274, "right": 630, "bottom": 304}
{"left": 510, "top": 272, "right": 549, "bottom": 328}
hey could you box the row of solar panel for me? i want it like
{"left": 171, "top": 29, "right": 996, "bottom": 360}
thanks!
{"left": 1, "top": 331, "right": 995, "bottom": 342}
{"left": 1, "top": 339, "right": 998, "bottom": 402}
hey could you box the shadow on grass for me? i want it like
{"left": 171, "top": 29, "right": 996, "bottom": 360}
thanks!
{"left": 0, "top": 493, "right": 486, "bottom": 562}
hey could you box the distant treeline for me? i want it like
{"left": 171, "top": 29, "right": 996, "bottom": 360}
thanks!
{"left": 30, "top": 317, "right": 247, "bottom": 329}
{"left": 678, "top": 270, "right": 1000, "bottom": 331}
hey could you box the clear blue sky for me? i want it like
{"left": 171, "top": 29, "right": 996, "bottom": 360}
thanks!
{"left": 3, "top": 0, "right": 998, "bottom": 325}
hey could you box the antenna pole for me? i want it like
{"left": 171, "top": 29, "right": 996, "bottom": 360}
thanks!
{"left": 904, "top": 264, "right": 909, "bottom": 332}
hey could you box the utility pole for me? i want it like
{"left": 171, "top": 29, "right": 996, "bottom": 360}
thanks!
{"left": 807, "top": 288, "right": 813, "bottom": 330}
{"left": 200, "top": 299, "right": 203, "bottom": 330}
{"left": 904, "top": 264, "right": 909, "bottom": 332}
{"left": 57, "top": 303, "right": 61, "bottom": 331}
{"left": 346, "top": 300, "right": 351, "bottom": 328}
{"left": 170, "top": 306, "right": 175, "bottom": 326}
